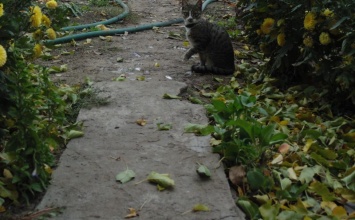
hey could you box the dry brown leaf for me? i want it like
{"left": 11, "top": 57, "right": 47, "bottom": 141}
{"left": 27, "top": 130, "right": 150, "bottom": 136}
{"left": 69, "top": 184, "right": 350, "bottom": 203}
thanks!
{"left": 229, "top": 165, "right": 246, "bottom": 187}
{"left": 278, "top": 143, "right": 290, "bottom": 154}
{"left": 136, "top": 119, "right": 147, "bottom": 126}
{"left": 125, "top": 208, "right": 139, "bottom": 218}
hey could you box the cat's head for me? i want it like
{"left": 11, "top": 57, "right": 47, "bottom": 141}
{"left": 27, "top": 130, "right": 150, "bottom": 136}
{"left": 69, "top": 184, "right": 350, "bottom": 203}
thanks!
{"left": 182, "top": 0, "right": 203, "bottom": 28}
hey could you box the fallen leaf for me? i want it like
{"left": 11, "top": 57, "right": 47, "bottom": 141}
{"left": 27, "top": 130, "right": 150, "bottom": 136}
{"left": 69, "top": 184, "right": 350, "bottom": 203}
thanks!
{"left": 117, "top": 57, "right": 124, "bottom": 62}
{"left": 154, "top": 62, "right": 160, "bottom": 67}
{"left": 196, "top": 164, "right": 211, "bottom": 178}
{"left": 278, "top": 143, "right": 290, "bottom": 154}
{"left": 125, "top": 208, "right": 139, "bottom": 218}
{"left": 3, "top": 169, "right": 13, "bottom": 179}
{"left": 287, "top": 167, "right": 298, "bottom": 180}
{"left": 67, "top": 130, "right": 84, "bottom": 139}
{"left": 157, "top": 123, "right": 172, "bottom": 131}
{"left": 188, "top": 96, "right": 203, "bottom": 104}
{"left": 192, "top": 204, "right": 210, "bottom": 212}
{"left": 136, "top": 119, "right": 147, "bottom": 126}
{"left": 162, "top": 93, "right": 181, "bottom": 99}
{"left": 114, "top": 74, "right": 126, "bottom": 81}
{"left": 136, "top": 76, "right": 145, "bottom": 81}
{"left": 147, "top": 171, "right": 174, "bottom": 190}
{"left": 229, "top": 166, "right": 246, "bottom": 187}
{"left": 271, "top": 154, "right": 283, "bottom": 165}
{"left": 116, "top": 169, "right": 135, "bottom": 184}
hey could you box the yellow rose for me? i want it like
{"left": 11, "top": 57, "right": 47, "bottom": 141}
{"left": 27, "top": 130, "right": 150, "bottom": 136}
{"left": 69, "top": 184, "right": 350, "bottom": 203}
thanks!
{"left": 46, "top": 28, "right": 56, "bottom": 40}
{"left": 322, "top": 8, "right": 333, "bottom": 17}
{"left": 30, "top": 6, "right": 42, "bottom": 28}
{"left": 0, "top": 45, "right": 7, "bottom": 67}
{"left": 260, "top": 18, "right": 275, "bottom": 34}
{"left": 277, "top": 33, "right": 286, "bottom": 46}
{"left": 319, "top": 32, "right": 331, "bottom": 45}
{"left": 304, "top": 12, "right": 317, "bottom": 31}
{"left": 42, "top": 14, "right": 51, "bottom": 27}
{"left": 33, "top": 44, "right": 42, "bottom": 58}
{"left": 0, "top": 3, "right": 4, "bottom": 17}
{"left": 46, "top": 0, "right": 58, "bottom": 9}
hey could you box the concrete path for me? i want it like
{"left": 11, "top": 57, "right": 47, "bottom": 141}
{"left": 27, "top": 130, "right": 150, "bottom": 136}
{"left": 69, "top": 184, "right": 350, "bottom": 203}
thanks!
{"left": 36, "top": 0, "right": 246, "bottom": 219}
{"left": 37, "top": 80, "right": 245, "bottom": 219}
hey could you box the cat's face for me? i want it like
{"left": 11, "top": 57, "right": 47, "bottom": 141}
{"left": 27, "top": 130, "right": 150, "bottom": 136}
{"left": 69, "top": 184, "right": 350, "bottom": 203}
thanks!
{"left": 182, "top": 0, "right": 202, "bottom": 27}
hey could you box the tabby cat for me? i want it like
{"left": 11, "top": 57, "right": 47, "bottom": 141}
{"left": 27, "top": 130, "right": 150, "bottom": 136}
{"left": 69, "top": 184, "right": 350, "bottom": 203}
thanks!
{"left": 182, "top": 0, "right": 235, "bottom": 75}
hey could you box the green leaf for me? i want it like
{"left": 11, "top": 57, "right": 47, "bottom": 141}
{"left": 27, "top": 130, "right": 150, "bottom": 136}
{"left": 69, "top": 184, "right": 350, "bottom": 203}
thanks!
{"left": 162, "top": 93, "right": 181, "bottom": 99}
{"left": 299, "top": 165, "right": 322, "bottom": 184}
{"left": 188, "top": 96, "right": 203, "bottom": 104}
{"left": 259, "top": 201, "right": 279, "bottom": 220}
{"left": 269, "top": 133, "right": 288, "bottom": 144}
{"left": 184, "top": 123, "right": 213, "bottom": 135}
{"left": 67, "top": 130, "right": 84, "bottom": 140}
{"left": 330, "top": 17, "right": 349, "bottom": 30}
{"left": 147, "top": 171, "right": 174, "bottom": 190}
{"left": 236, "top": 198, "right": 260, "bottom": 219}
{"left": 277, "top": 210, "right": 304, "bottom": 220}
{"left": 308, "top": 181, "right": 335, "bottom": 201}
{"left": 196, "top": 164, "right": 211, "bottom": 178}
{"left": 247, "top": 169, "right": 273, "bottom": 192}
{"left": 116, "top": 169, "right": 135, "bottom": 184}
{"left": 157, "top": 123, "right": 172, "bottom": 131}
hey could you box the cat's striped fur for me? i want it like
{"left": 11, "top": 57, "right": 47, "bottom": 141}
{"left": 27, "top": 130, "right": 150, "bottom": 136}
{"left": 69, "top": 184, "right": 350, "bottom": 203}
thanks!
{"left": 182, "top": 0, "right": 235, "bottom": 75}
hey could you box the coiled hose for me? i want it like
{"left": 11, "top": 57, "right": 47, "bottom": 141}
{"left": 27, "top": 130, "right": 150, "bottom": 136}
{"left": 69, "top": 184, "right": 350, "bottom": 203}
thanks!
{"left": 44, "top": 0, "right": 216, "bottom": 45}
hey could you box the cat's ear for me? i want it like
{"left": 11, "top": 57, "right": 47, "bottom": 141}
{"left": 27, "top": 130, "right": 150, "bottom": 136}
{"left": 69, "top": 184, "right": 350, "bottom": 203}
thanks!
{"left": 196, "top": 0, "right": 202, "bottom": 9}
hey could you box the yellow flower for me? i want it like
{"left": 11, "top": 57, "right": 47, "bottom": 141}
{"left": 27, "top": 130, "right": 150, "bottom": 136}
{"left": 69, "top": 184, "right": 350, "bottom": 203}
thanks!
{"left": 46, "top": 28, "right": 56, "bottom": 39}
{"left": 277, "top": 33, "right": 286, "bottom": 46}
{"left": 322, "top": 8, "right": 333, "bottom": 17}
{"left": 304, "top": 12, "right": 317, "bottom": 31}
{"left": 42, "top": 14, "right": 51, "bottom": 27}
{"left": 0, "top": 3, "right": 4, "bottom": 17}
{"left": 46, "top": 0, "right": 58, "bottom": 9}
{"left": 319, "top": 32, "right": 331, "bottom": 45}
{"left": 260, "top": 18, "right": 275, "bottom": 34}
{"left": 0, "top": 45, "right": 7, "bottom": 67}
{"left": 303, "top": 36, "right": 314, "bottom": 47}
{"left": 30, "top": 6, "right": 42, "bottom": 28}
{"left": 33, "top": 44, "right": 42, "bottom": 58}
{"left": 32, "top": 29, "right": 43, "bottom": 40}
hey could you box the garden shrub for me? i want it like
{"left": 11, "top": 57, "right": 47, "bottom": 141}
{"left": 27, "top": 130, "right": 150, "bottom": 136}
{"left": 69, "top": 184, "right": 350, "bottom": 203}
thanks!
{"left": 0, "top": 0, "right": 73, "bottom": 210}
{"left": 237, "top": 0, "right": 355, "bottom": 109}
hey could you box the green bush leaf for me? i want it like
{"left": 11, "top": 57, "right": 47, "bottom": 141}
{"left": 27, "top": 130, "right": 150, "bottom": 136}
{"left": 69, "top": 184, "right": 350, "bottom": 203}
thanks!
{"left": 116, "top": 169, "right": 135, "bottom": 184}
{"left": 259, "top": 201, "right": 279, "bottom": 220}
{"left": 236, "top": 198, "right": 260, "bottom": 219}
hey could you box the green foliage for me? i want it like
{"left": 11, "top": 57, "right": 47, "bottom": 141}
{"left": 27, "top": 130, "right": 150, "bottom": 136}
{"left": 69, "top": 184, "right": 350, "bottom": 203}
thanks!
{"left": 237, "top": 0, "right": 355, "bottom": 107}
{"left": 200, "top": 77, "right": 355, "bottom": 218}
{"left": 0, "top": 0, "right": 76, "bottom": 209}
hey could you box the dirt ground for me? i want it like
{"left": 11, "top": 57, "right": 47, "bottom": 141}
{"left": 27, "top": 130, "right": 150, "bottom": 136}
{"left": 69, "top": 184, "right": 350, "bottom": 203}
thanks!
{"left": 45, "top": 0, "right": 240, "bottom": 94}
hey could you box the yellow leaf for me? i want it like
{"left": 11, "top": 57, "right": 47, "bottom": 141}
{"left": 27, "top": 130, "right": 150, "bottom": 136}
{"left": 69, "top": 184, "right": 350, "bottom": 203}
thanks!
{"left": 0, "top": 206, "right": 6, "bottom": 213}
{"left": 279, "top": 120, "right": 289, "bottom": 126}
{"left": 136, "top": 119, "right": 147, "bottom": 126}
{"left": 125, "top": 208, "right": 139, "bottom": 218}
{"left": 192, "top": 204, "right": 210, "bottom": 212}
{"left": 154, "top": 62, "right": 160, "bottom": 67}
{"left": 287, "top": 167, "right": 298, "bottom": 180}
{"left": 303, "top": 216, "right": 312, "bottom": 220}
{"left": 183, "top": 41, "right": 189, "bottom": 47}
{"left": 303, "top": 139, "right": 315, "bottom": 153}
{"left": 271, "top": 154, "right": 283, "bottom": 165}
{"left": 44, "top": 164, "right": 53, "bottom": 174}
{"left": 3, "top": 169, "right": 13, "bottom": 179}
{"left": 332, "top": 206, "right": 347, "bottom": 219}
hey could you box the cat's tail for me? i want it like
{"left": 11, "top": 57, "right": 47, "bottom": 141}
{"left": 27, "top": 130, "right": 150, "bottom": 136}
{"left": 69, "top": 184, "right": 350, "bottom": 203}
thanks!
{"left": 191, "top": 65, "right": 234, "bottom": 75}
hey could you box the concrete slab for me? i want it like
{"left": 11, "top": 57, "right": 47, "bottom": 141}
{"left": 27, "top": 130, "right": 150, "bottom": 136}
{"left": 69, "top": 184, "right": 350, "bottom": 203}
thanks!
{"left": 37, "top": 80, "right": 245, "bottom": 219}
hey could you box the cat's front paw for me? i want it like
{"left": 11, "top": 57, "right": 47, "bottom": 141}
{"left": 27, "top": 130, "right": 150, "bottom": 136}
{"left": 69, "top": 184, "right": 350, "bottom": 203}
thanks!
{"left": 183, "top": 53, "right": 190, "bottom": 61}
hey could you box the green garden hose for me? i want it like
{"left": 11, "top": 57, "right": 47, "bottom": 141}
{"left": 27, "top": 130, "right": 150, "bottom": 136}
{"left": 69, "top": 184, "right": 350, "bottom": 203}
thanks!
{"left": 44, "top": 0, "right": 216, "bottom": 45}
